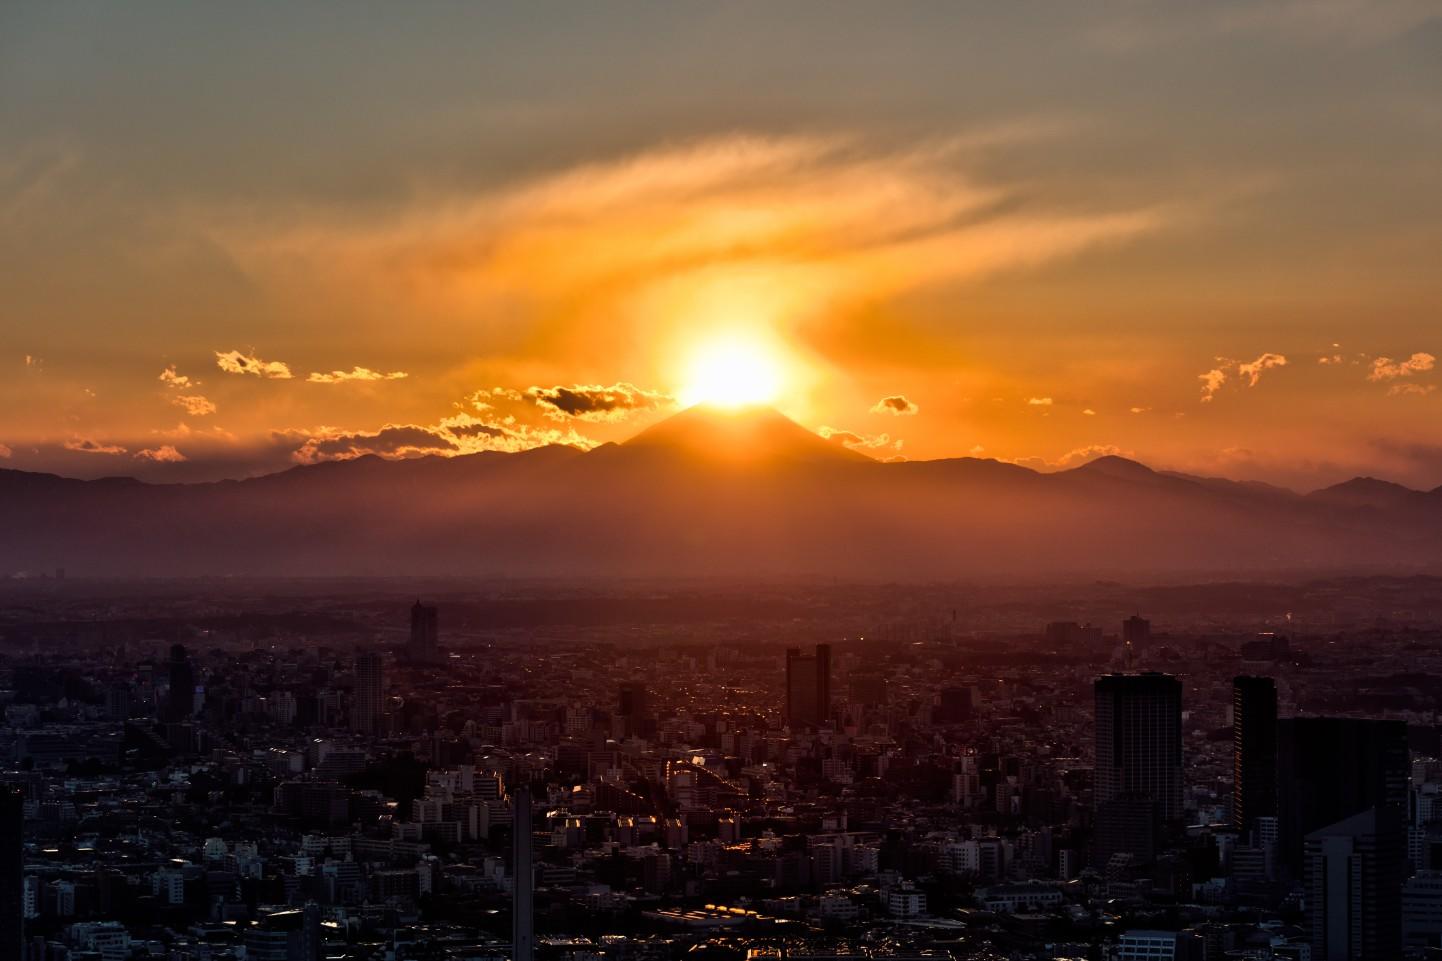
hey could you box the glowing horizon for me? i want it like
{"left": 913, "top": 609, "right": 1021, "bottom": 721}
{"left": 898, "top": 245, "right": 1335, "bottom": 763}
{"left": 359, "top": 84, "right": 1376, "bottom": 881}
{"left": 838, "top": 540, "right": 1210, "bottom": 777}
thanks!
{"left": 2, "top": 4, "right": 1441, "bottom": 489}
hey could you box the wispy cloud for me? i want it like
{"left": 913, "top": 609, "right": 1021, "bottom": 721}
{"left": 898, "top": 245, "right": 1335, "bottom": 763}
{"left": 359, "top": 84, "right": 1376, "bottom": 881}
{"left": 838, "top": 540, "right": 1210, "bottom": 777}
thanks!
{"left": 214, "top": 133, "right": 1168, "bottom": 365}
{"left": 159, "top": 364, "right": 217, "bottom": 415}
{"left": 1027, "top": 396, "right": 1053, "bottom": 407}
{"left": 1199, "top": 352, "right": 1288, "bottom": 401}
{"left": 307, "top": 366, "right": 409, "bottom": 384}
{"left": 63, "top": 438, "right": 126, "bottom": 455}
{"left": 215, "top": 349, "right": 292, "bottom": 379}
{"left": 0, "top": 443, "right": 11, "bottom": 458}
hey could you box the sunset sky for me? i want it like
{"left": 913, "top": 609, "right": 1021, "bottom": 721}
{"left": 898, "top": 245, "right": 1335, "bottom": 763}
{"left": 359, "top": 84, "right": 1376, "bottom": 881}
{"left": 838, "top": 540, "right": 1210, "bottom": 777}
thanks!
{"left": 3, "top": 2, "right": 1441, "bottom": 488}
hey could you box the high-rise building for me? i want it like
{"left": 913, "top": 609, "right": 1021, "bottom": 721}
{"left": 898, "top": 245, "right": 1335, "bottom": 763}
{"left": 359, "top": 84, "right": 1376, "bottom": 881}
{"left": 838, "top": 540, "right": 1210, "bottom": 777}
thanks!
{"left": 785, "top": 644, "right": 831, "bottom": 728}
{"left": 1122, "top": 615, "right": 1151, "bottom": 650}
{"left": 351, "top": 652, "right": 384, "bottom": 735}
{"left": 408, "top": 600, "right": 440, "bottom": 665}
{"left": 1277, "top": 717, "right": 1408, "bottom": 876}
{"left": 1233, "top": 676, "right": 1278, "bottom": 837}
{"left": 935, "top": 686, "right": 975, "bottom": 724}
{"left": 512, "top": 786, "right": 534, "bottom": 961}
{"left": 617, "top": 682, "right": 653, "bottom": 738}
{"left": 0, "top": 788, "right": 23, "bottom": 958}
{"left": 1095, "top": 673, "right": 1184, "bottom": 824}
{"left": 1306, "top": 807, "right": 1405, "bottom": 961}
{"left": 166, "top": 643, "right": 195, "bottom": 722}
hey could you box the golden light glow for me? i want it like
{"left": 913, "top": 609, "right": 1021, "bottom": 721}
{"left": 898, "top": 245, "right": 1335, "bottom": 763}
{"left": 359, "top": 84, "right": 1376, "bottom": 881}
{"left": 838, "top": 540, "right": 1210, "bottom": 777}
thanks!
{"left": 678, "top": 333, "right": 784, "bottom": 409}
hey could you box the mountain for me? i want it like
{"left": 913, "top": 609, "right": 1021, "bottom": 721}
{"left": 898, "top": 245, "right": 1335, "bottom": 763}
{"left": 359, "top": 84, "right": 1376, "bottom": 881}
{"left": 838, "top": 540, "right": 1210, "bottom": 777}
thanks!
{"left": 3, "top": 405, "right": 1441, "bottom": 579}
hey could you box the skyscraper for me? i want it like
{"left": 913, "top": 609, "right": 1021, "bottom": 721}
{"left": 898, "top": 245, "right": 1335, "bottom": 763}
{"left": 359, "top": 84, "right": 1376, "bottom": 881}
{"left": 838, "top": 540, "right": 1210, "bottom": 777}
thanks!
{"left": 408, "top": 600, "right": 440, "bottom": 665}
{"left": 0, "top": 788, "right": 23, "bottom": 958}
{"left": 1122, "top": 615, "right": 1151, "bottom": 650}
{"left": 512, "top": 785, "right": 534, "bottom": 961}
{"left": 166, "top": 643, "right": 195, "bottom": 722}
{"left": 1233, "top": 676, "right": 1278, "bottom": 837}
{"left": 785, "top": 644, "right": 831, "bottom": 728}
{"left": 1095, "top": 673, "right": 1184, "bottom": 823}
{"left": 1277, "top": 717, "right": 1408, "bottom": 877}
{"left": 1306, "top": 807, "right": 1405, "bottom": 961}
{"left": 351, "top": 651, "right": 384, "bottom": 735}
{"left": 617, "top": 682, "right": 652, "bottom": 738}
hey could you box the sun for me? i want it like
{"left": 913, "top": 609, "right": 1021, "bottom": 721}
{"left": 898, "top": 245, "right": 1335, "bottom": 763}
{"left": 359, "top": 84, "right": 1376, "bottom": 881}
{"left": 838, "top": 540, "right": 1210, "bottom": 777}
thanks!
{"left": 678, "top": 333, "right": 784, "bottom": 409}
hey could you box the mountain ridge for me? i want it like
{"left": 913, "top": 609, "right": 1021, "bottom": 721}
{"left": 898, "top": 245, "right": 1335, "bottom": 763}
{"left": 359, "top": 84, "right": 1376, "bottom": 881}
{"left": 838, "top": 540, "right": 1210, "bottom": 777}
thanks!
{"left": 3, "top": 406, "right": 1440, "bottom": 578}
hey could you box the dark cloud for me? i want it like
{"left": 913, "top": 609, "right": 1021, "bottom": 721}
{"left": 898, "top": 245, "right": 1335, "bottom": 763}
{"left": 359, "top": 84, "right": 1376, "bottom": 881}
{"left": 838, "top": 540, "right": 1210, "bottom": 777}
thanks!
{"left": 818, "top": 426, "right": 901, "bottom": 452}
{"left": 294, "top": 424, "right": 458, "bottom": 464}
{"left": 527, "top": 382, "right": 673, "bottom": 421}
{"left": 63, "top": 438, "right": 127, "bottom": 455}
{"left": 870, "top": 394, "right": 918, "bottom": 416}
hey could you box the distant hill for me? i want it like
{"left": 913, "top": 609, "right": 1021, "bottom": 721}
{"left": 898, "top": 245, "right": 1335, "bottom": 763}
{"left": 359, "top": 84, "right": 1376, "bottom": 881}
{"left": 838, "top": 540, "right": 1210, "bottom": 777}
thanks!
{"left": 3, "top": 405, "right": 1441, "bottom": 578}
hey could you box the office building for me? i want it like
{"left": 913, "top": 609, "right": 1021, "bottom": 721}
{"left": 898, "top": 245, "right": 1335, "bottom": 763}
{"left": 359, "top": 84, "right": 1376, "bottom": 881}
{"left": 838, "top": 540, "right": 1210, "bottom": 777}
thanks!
{"left": 166, "top": 643, "right": 195, "bottom": 722}
{"left": 1306, "top": 807, "right": 1405, "bottom": 961}
{"left": 351, "top": 652, "right": 384, "bottom": 735}
{"left": 408, "top": 600, "right": 441, "bottom": 665}
{"left": 512, "top": 785, "right": 534, "bottom": 961}
{"left": 1233, "top": 676, "right": 1278, "bottom": 837}
{"left": 617, "top": 682, "right": 653, "bottom": 738}
{"left": 1404, "top": 871, "right": 1442, "bottom": 950}
{"left": 1277, "top": 717, "right": 1408, "bottom": 875}
{"left": 785, "top": 644, "right": 831, "bottom": 728}
{"left": 1122, "top": 615, "right": 1151, "bottom": 650}
{"left": 1095, "top": 673, "right": 1184, "bottom": 823}
{"left": 1, "top": 788, "right": 22, "bottom": 959}
{"left": 935, "top": 686, "right": 975, "bottom": 724}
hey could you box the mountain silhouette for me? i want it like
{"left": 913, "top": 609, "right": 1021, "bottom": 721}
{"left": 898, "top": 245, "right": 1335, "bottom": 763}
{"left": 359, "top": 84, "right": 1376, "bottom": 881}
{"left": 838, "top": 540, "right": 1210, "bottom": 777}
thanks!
{"left": 3, "top": 405, "right": 1440, "bottom": 578}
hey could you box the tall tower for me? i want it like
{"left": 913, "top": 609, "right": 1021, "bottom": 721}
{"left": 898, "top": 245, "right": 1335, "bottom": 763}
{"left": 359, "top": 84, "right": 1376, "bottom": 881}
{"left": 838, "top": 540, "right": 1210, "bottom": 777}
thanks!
{"left": 0, "top": 788, "right": 23, "bottom": 958}
{"left": 512, "top": 785, "right": 534, "bottom": 961}
{"left": 409, "top": 601, "right": 439, "bottom": 664}
{"left": 351, "top": 651, "right": 384, "bottom": 735}
{"left": 166, "top": 643, "right": 195, "bottom": 722}
{"left": 1094, "top": 673, "right": 1184, "bottom": 822}
{"left": 1233, "top": 676, "right": 1278, "bottom": 837}
{"left": 785, "top": 644, "right": 832, "bottom": 728}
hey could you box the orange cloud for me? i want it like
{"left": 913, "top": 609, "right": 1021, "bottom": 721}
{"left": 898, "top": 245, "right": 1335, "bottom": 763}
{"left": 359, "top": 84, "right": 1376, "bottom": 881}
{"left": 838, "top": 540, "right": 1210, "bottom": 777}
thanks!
{"left": 1200, "top": 352, "right": 1288, "bottom": 401}
{"left": 1368, "top": 351, "right": 1434, "bottom": 381}
{"left": 871, "top": 395, "right": 919, "bottom": 416}
{"left": 1238, "top": 352, "right": 1288, "bottom": 386}
{"left": 307, "top": 366, "right": 409, "bottom": 384}
{"left": 213, "top": 134, "right": 1167, "bottom": 379}
{"left": 216, "top": 349, "right": 292, "bottom": 379}
{"left": 64, "top": 438, "right": 126, "bottom": 455}
{"left": 134, "top": 445, "right": 187, "bottom": 462}
{"left": 818, "top": 426, "right": 900, "bottom": 452}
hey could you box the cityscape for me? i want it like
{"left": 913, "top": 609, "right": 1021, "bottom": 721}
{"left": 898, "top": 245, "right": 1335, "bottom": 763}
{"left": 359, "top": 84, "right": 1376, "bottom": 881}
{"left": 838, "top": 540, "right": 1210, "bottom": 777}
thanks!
{"left": 6, "top": 3, "right": 1442, "bottom": 960}
{"left": 3, "top": 577, "right": 1442, "bottom": 959}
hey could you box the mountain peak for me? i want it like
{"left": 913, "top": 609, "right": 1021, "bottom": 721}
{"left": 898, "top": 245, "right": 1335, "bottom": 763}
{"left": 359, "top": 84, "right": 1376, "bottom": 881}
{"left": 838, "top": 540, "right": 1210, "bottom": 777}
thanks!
{"left": 1308, "top": 475, "right": 1423, "bottom": 510}
{"left": 1065, "top": 454, "right": 1155, "bottom": 479}
{"left": 622, "top": 404, "right": 870, "bottom": 465}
